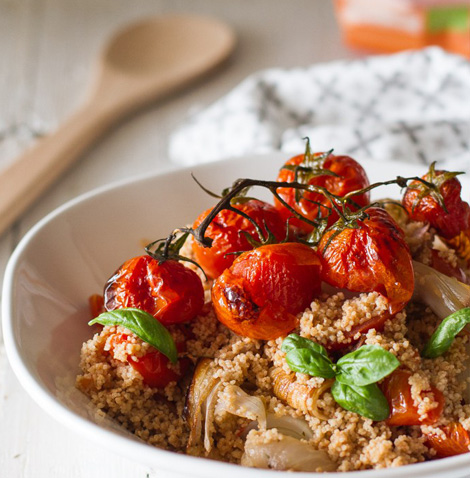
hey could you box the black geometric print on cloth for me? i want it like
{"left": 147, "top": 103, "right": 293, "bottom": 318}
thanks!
{"left": 169, "top": 48, "right": 470, "bottom": 172}
{"left": 346, "top": 130, "right": 383, "bottom": 157}
{"left": 391, "top": 122, "right": 428, "bottom": 163}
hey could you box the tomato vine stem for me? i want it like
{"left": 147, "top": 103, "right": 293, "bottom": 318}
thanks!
{"left": 188, "top": 175, "right": 427, "bottom": 250}
{"left": 147, "top": 171, "right": 434, "bottom": 266}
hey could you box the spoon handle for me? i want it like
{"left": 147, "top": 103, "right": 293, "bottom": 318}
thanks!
{"left": 0, "top": 100, "right": 118, "bottom": 236}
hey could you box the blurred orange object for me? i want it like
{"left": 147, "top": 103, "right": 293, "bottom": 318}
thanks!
{"left": 335, "top": 0, "right": 470, "bottom": 57}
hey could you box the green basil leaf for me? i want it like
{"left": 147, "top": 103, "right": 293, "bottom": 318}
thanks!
{"left": 285, "top": 348, "right": 336, "bottom": 379}
{"left": 89, "top": 308, "right": 178, "bottom": 363}
{"left": 331, "top": 381, "right": 390, "bottom": 421}
{"left": 281, "top": 334, "right": 329, "bottom": 358}
{"left": 336, "top": 345, "right": 400, "bottom": 386}
{"left": 422, "top": 308, "right": 470, "bottom": 358}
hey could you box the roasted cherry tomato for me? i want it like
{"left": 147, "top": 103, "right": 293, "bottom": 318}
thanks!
{"left": 275, "top": 151, "right": 370, "bottom": 233}
{"left": 108, "top": 333, "right": 189, "bottom": 388}
{"left": 128, "top": 350, "right": 191, "bottom": 388}
{"left": 319, "top": 207, "right": 414, "bottom": 315}
{"left": 403, "top": 165, "right": 470, "bottom": 240}
{"left": 192, "top": 199, "right": 287, "bottom": 279}
{"left": 211, "top": 242, "right": 322, "bottom": 340}
{"left": 426, "top": 422, "right": 470, "bottom": 458}
{"left": 104, "top": 255, "right": 204, "bottom": 325}
{"left": 381, "top": 369, "right": 444, "bottom": 426}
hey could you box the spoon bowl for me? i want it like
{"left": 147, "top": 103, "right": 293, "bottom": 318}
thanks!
{"left": 105, "top": 16, "right": 232, "bottom": 76}
{"left": 96, "top": 15, "right": 235, "bottom": 111}
{"left": 0, "top": 14, "right": 235, "bottom": 236}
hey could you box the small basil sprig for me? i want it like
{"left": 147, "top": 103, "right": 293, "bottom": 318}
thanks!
{"left": 281, "top": 334, "right": 335, "bottom": 378}
{"left": 89, "top": 308, "right": 178, "bottom": 363}
{"left": 331, "top": 382, "right": 390, "bottom": 421}
{"left": 422, "top": 307, "right": 470, "bottom": 359}
{"left": 281, "top": 334, "right": 400, "bottom": 421}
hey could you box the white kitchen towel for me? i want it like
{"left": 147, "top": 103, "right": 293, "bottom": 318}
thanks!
{"left": 169, "top": 47, "right": 470, "bottom": 174}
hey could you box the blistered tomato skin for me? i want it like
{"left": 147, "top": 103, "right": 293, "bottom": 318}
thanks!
{"left": 319, "top": 207, "right": 414, "bottom": 315}
{"left": 104, "top": 255, "right": 204, "bottom": 325}
{"left": 129, "top": 353, "right": 191, "bottom": 388}
{"left": 381, "top": 369, "right": 444, "bottom": 426}
{"left": 275, "top": 153, "right": 370, "bottom": 233}
{"left": 403, "top": 170, "right": 470, "bottom": 240}
{"left": 211, "top": 243, "right": 322, "bottom": 340}
{"left": 192, "top": 199, "right": 287, "bottom": 279}
{"left": 426, "top": 422, "right": 470, "bottom": 458}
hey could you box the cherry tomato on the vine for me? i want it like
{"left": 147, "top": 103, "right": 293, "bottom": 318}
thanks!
{"left": 275, "top": 151, "right": 370, "bottom": 234}
{"left": 403, "top": 166, "right": 470, "bottom": 240}
{"left": 192, "top": 199, "right": 287, "bottom": 279}
{"left": 104, "top": 255, "right": 204, "bottom": 325}
{"left": 211, "top": 242, "right": 322, "bottom": 340}
{"left": 426, "top": 422, "right": 470, "bottom": 458}
{"left": 381, "top": 369, "right": 444, "bottom": 426}
{"left": 319, "top": 207, "right": 414, "bottom": 315}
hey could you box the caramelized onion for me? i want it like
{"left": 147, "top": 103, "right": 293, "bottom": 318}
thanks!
{"left": 216, "top": 384, "right": 314, "bottom": 442}
{"left": 266, "top": 413, "right": 313, "bottom": 441}
{"left": 413, "top": 260, "right": 470, "bottom": 319}
{"left": 215, "top": 384, "right": 267, "bottom": 429}
{"left": 187, "top": 374, "right": 321, "bottom": 457}
{"left": 270, "top": 367, "right": 333, "bottom": 420}
{"left": 203, "top": 381, "right": 223, "bottom": 453}
{"left": 241, "top": 431, "right": 336, "bottom": 472}
{"left": 185, "top": 358, "right": 220, "bottom": 454}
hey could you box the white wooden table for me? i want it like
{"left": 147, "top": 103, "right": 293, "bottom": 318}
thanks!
{"left": 0, "top": 1, "right": 356, "bottom": 476}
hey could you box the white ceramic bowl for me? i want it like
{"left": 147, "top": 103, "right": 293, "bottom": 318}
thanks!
{"left": 3, "top": 153, "right": 470, "bottom": 478}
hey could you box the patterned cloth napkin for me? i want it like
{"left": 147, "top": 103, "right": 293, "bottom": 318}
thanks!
{"left": 169, "top": 47, "right": 470, "bottom": 174}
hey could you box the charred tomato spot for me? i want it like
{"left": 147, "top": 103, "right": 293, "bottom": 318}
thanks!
{"left": 223, "top": 284, "right": 259, "bottom": 321}
{"left": 212, "top": 243, "right": 321, "bottom": 340}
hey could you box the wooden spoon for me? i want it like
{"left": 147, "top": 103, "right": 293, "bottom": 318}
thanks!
{"left": 0, "top": 15, "right": 235, "bottom": 236}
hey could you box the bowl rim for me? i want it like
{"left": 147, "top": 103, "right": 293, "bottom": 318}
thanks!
{"left": 3, "top": 153, "right": 470, "bottom": 477}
